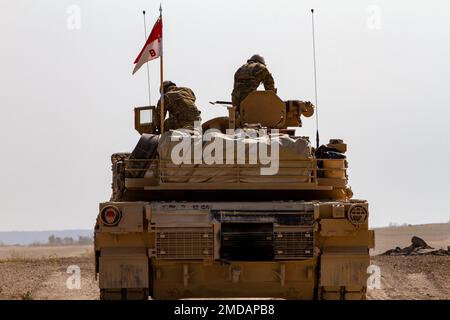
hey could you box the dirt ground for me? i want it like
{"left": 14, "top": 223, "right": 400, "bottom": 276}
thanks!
{"left": 0, "top": 256, "right": 98, "bottom": 300}
{"left": 0, "top": 246, "right": 98, "bottom": 300}
{"left": 367, "top": 255, "right": 450, "bottom": 300}
{"left": 0, "top": 245, "right": 93, "bottom": 260}
{"left": 0, "top": 224, "right": 449, "bottom": 300}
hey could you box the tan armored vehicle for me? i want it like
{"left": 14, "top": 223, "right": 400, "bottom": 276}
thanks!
{"left": 94, "top": 91, "right": 374, "bottom": 300}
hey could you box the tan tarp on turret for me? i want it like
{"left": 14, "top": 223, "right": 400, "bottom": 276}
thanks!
{"left": 155, "top": 130, "right": 313, "bottom": 184}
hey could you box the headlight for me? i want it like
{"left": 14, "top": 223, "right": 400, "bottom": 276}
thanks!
{"left": 100, "top": 205, "right": 122, "bottom": 226}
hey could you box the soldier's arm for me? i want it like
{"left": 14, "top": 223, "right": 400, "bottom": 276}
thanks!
{"left": 262, "top": 68, "right": 275, "bottom": 91}
{"left": 153, "top": 102, "right": 161, "bottom": 130}
{"left": 154, "top": 97, "right": 169, "bottom": 130}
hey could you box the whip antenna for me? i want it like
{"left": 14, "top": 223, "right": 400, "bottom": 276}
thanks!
{"left": 142, "top": 10, "right": 152, "bottom": 106}
{"left": 311, "top": 9, "right": 320, "bottom": 148}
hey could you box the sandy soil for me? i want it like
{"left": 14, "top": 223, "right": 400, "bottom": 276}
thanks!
{"left": 0, "top": 245, "right": 93, "bottom": 260}
{"left": 367, "top": 255, "right": 450, "bottom": 300}
{"left": 0, "top": 256, "right": 98, "bottom": 300}
{"left": 368, "top": 224, "right": 450, "bottom": 299}
{"left": 2, "top": 254, "right": 449, "bottom": 300}
{"left": 0, "top": 245, "right": 97, "bottom": 300}
{"left": 0, "top": 224, "right": 449, "bottom": 300}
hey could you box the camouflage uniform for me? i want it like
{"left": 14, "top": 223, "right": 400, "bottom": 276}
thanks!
{"left": 155, "top": 86, "right": 202, "bottom": 131}
{"left": 110, "top": 153, "right": 130, "bottom": 202}
{"left": 231, "top": 61, "right": 275, "bottom": 107}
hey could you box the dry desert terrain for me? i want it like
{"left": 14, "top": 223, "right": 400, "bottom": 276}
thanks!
{"left": 0, "top": 224, "right": 449, "bottom": 300}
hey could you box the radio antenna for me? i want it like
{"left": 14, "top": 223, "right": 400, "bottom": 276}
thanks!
{"left": 311, "top": 9, "right": 320, "bottom": 149}
{"left": 142, "top": 10, "right": 152, "bottom": 106}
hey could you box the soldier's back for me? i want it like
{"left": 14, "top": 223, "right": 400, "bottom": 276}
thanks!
{"left": 234, "top": 62, "right": 268, "bottom": 86}
{"left": 232, "top": 62, "right": 269, "bottom": 106}
{"left": 166, "top": 87, "right": 196, "bottom": 104}
{"left": 164, "top": 87, "right": 200, "bottom": 122}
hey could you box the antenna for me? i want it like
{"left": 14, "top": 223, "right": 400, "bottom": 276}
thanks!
{"left": 311, "top": 9, "right": 320, "bottom": 149}
{"left": 142, "top": 10, "right": 152, "bottom": 106}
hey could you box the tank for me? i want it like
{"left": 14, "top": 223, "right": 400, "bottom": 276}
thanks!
{"left": 94, "top": 90, "right": 374, "bottom": 300}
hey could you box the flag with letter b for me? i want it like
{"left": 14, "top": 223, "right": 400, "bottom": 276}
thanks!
{"left": 133, "top": 17, "right": 162, "bottom": 75}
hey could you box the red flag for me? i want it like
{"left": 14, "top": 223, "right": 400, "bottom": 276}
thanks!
{"left": 133, "top": 17, "right": 162, "bottom": 75}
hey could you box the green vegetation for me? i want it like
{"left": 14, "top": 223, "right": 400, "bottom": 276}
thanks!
{"left": 20, "top": 291, "right": 33, "bottom": 300}
{"left": 47, "top": 235, "right": 92, "bottom": 246}
{"left": 21, "top": 235, "right": 94, "bottom": 247}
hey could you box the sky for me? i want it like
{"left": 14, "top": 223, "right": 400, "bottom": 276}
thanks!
{"left": 0, "top": 0, "right": 449, "bottom": 231}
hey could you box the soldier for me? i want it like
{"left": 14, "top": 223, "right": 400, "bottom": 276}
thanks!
{"left": 154, "top": 81, "right": 202, "bottom": 131}
{"left": 231, "top": 54, "right": 276, "bottom": 107}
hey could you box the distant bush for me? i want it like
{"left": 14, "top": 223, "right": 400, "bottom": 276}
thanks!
{"left": 63, "top": 237, "right": 74, "bottom": 245}
{"left": 388, "top": 222, "right": 399, "bottom": 228}
{"left": 47, "top": 235, "right": 93, "bottom": 246}
{"left": 77, "top": 236, "right": 93, "bottom": 245}
{"left": 388, "top": 222, "right": 410, "bottom": 228}
{"left": 29, "top": 242, "right": 43, "bottom": 247}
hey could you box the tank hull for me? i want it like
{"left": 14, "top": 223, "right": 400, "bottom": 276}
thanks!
{"left": 95, "top": 201, "right": 373, "bottom": 300}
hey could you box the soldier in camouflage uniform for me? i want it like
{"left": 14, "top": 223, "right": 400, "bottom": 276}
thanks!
{"left": 231, "top": 54, "right": 276, "bottom": 107}
{"left": 154, "top": 81, "right": 202, "bottom": 131}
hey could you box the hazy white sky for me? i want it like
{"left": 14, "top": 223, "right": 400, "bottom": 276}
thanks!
{"left": 1, "top": 0, "right": 449, "bottom": 230}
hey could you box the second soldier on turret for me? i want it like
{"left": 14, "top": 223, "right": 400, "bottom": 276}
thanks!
{"left": 231, "top": 54, "right": 276, "bottom": 108}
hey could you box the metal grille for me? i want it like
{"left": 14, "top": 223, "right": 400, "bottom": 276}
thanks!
{"left": 215, "top": 211, "right": 315, "bottom": 226}
{"left": 156, "top": 228, "right": 213, "bottom": 259}
{"left": 220, "top": 223, "right": 274, "bottom": 261}
{"left": 222, "top": 232, "right": 273, "bottom": 244}
{"left": 274, "top": 230, "right": 314, "bottom": 259}
{"left": 221, "top": 231, "right": 274, "bottom": 261}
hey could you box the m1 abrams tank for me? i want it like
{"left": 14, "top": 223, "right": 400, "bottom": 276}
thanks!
{"left": 94, "top": 91, "right": 374, "bottom": 300}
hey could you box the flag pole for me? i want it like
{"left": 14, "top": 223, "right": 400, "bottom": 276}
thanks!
{"left": 159, "top": 4, "right": 165, "bottom": 133}
{"left": 142, "top": 11, "right": 152, "bottom": 107}
{"left": 311, "top": 9, "right": 320, "bottom": 149}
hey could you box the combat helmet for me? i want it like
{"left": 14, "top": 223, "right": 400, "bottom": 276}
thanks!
{"left": 160, "top": 80, "right": 177, "bottom": 93}
{"left": 248, "top": 54, "right": 266, "bottom": 65}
